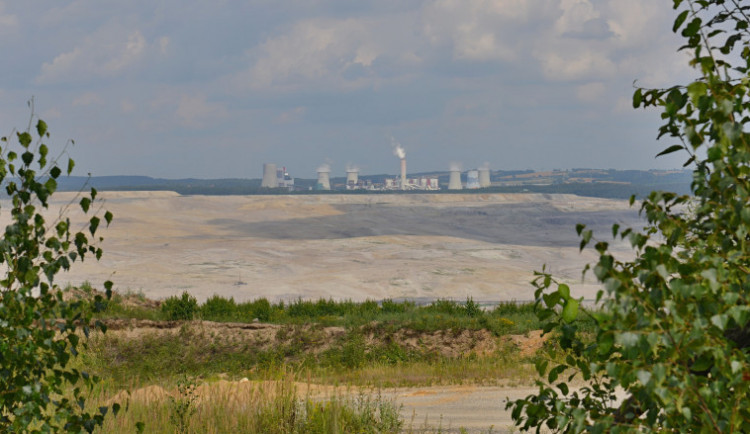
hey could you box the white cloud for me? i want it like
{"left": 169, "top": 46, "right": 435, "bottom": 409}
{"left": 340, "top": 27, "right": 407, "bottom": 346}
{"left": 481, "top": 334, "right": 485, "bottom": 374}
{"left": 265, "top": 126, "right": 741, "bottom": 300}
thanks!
{"left": 175, "top": 95, "right": 228, "bottom": 129}
{"left": 555, "top": 0, "right": 599, "bottom": 35}
{"left": 0, "top": 2, "right": 18, "bottom": 32}
{"left": 72, "top": 92, "right": 103, "bottom": 107}
{"left": 538, "top": 49, "right": 616, "bottom": 80}
{"left": 246, "top": 18, "right": 375, "bottom": 90}
{"left": 575, "top": 81, "right": 606, "bottom": 103}
{"left": 36, "top": 28, "right": 161, "bottom": 84}
{"left": 103, "top": 31, "right": 146, "bottom": 73}
{"left": 121, "top": 100, "right": 136, "bottom": 113}
{"left": 158, "top": 36, "right": 170, "bottom": 55}
{"left": 276, "top": 106, "right": 307, "bottom": 124}
{"left": 422, "top": 0, "right": 546, "bottom": 62}
{"left": 239, "top": 11, "right": 424, "bottom": 92}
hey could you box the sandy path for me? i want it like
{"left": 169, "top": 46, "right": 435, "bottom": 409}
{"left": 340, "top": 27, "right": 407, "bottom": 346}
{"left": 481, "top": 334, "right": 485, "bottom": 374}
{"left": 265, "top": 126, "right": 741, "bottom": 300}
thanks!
{"left": 392, "top": 385, "right": 536, "bottom": 433}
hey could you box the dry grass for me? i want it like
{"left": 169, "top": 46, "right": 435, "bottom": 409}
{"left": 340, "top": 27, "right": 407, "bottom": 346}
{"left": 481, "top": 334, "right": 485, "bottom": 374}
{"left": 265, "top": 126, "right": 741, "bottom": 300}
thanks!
{"left": 92, "top": 376, "right": 403, "bottom": 433}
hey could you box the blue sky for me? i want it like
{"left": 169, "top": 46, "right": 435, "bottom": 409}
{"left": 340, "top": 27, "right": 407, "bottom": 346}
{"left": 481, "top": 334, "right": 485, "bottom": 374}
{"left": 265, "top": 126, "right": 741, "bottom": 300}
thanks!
{"left": 0, "top": 1, "right": 693, "bottom": 179}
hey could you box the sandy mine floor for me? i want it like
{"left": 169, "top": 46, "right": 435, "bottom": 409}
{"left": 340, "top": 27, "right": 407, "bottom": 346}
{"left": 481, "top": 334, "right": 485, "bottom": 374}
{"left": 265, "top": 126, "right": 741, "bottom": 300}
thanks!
{"left": 17, "top": 191, "right": 643, "bottom": 303}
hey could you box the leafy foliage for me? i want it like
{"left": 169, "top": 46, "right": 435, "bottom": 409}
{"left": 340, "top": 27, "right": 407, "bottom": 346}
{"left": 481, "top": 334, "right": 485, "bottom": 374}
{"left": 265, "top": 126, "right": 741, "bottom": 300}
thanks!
{"left": 0, "top": 108, "right": 114, "bottom": 432}
{"left": 162, "top": 291, "right": 199, "bottom": 320}
{"left": 508, "top": 1, "right": 750, "bottom": 431}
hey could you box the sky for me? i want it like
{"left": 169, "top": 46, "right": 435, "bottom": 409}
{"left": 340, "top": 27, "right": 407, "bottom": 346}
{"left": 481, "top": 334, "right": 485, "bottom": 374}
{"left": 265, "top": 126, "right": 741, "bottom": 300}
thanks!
{"left": 0, "top": 1, "right": 696, "bottom": 179}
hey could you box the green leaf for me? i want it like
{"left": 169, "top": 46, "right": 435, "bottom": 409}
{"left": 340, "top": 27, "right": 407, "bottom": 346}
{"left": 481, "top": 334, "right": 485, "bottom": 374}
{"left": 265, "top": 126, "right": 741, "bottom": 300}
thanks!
{"left": 50, "top": 166, "right": 61, "bottom": 179}
{"left": 710, "top": 314, "right": 728, "bottom": 331}
{"left": 673, "top": 10, "right": 689, "bottom": 33}
{"left": 104, "top": 211, "right": 113, "bottom": 226}
{"left": 80, "top": 197, "right": 91, "bottom": 213}
{"left": 656, "top": 145, "right": 684, "bottom": 157}
{"left": 633, "top": 88, "right": 643, "bottom": 108}
{"left": 558, "top": 284, "right": 570, "bottom": 300}
{"left": 89, "top": 216, "right": 100, "bottom": 235}
{"left": 548, "top": 364, "right": 566, "bottom": 383}
{"left": 36, "top": 119, "right": 48, "bottom": 137}
{"left": 691, "top": 354, "right": 712, "bottom": 373}
{"left": 543, "top": 292, "right": 561, "bottom": 308}
{"left": 562, "top": 298, "right": 579, "bottom": 323}
{"left": 67, "top": 158, "right": 75, "bottom": 175}
{"left": 598, "top": 332, "right": 614, "bottom": 355}
{"left": 636, "top": 370, "right": 652, "bottom": 385}
{"left": 18, "top": 131, "right": 32, "bottom": 147}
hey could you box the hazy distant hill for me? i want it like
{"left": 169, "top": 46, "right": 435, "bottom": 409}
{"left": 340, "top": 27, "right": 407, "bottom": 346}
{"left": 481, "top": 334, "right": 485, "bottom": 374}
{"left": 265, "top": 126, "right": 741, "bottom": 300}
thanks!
{"left": 53, "top": 169, "right": 692, "bottom": 199}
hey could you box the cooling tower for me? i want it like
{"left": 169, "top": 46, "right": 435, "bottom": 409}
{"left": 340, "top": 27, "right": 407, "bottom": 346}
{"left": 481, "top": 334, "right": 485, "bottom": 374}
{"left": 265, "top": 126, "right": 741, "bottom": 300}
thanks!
{"left": 479, "top": 168, "right": 491, "bottom": 188}
{"left": 448, "top": 170, "right": 462, "bottom": 190}
{"left": 466, "top": 170, "right": 480, "bottom": 189}
{"left": 261, "top": 163, "right": 277, "bottom": 188}
{"left": 400, "top": 159, "right": 407, "bottom": 190}
{"left": 316, "top": 171, "right": 331, "bottom": 191}
{"left": 346, "top": 170, "right": 359, "bottom": 185}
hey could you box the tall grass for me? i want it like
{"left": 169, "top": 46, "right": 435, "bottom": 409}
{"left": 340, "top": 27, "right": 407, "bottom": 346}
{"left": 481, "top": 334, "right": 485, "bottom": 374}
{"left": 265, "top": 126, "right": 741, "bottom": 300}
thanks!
{"left": 97, "top": 293, "right": 563, "bottom": 335}
{"left": 92, "top": 376, "right": 402, "bottom": 433}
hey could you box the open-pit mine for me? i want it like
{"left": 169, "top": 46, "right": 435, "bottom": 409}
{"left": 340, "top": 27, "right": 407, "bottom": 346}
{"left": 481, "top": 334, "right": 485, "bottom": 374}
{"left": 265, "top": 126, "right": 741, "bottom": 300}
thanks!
{"left": 36, "top": 191, "right": 642, "bottom": 303}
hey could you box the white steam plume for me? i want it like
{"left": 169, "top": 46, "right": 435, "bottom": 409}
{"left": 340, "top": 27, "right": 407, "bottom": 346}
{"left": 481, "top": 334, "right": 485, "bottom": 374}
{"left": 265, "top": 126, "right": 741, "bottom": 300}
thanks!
{"left": 450, "top": 162, "right": 462, "bottom": 172}
{"left": 389, "top": 136, "right": 406, "bottom": 159}
{"left": 317, "top": 164, "right": 331, "bottom": 173}
{"left": 479, "top": 162, "right": 490, "bottom": 170}
{"left": 346, "top": 163, "right": 360, "bottom": 172}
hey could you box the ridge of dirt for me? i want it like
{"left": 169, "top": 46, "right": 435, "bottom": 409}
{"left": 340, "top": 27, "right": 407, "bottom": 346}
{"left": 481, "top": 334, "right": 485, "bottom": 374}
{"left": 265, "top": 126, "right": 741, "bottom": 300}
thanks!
{"left": 95, "top": 319, "right": 547, "bottom": 360}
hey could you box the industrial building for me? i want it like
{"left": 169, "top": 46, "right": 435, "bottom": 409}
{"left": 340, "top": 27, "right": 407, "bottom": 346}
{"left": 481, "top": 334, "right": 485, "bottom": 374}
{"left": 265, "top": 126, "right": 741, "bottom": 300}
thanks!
{"left": 316, "top": 165, "right": 331, "bottom": 191}
{"left": 262, "top": 150, "right": 492, "bottom": 192}
{"left": 384, "top": 177, "right": 440, "bottom": 190}
{"left": 466, "top": 170, "right": 480, "bottom": 189}
{"left": 261, "top": 163, "right": 294, "bottom": 190}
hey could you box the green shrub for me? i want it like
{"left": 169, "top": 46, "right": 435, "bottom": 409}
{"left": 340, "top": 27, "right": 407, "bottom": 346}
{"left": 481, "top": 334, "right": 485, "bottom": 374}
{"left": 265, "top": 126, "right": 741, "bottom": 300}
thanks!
{"left": 425, "top": 299, "right": 461, "bottom": 315}
{"left": 237, "top": 298, "right": 272, "bottom": 321}
{"left": 339, "top": 333, "right": 367, "bottom": 369}
{"left": 200, "top": 294, "right": 237, "bottom": 321}
{"left": 162, "top": 292, "right": 198, "bottom": 320}
{"left": 380, "top": 298, "right": 412, "bottom": 314}
{"left": 464, "top": 296, "right": 481, "bottom": 318}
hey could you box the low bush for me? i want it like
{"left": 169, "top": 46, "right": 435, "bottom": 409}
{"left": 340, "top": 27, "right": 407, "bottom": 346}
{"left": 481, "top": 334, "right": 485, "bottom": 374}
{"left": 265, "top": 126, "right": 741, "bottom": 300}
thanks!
{"left": 162, "top": 291, "right": 198, "bottom": 320}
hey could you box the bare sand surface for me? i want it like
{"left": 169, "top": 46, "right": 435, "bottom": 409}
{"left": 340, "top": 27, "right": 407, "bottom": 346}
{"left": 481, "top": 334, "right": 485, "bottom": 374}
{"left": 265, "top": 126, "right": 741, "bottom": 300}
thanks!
{"left": 26, "top": 191, "right": 641, "bottom": 303}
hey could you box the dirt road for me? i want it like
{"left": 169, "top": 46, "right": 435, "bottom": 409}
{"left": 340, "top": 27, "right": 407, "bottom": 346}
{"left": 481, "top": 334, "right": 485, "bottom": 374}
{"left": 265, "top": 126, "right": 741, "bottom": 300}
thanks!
{"left": 388, "top": 385, "right": 534, "bottom": 433}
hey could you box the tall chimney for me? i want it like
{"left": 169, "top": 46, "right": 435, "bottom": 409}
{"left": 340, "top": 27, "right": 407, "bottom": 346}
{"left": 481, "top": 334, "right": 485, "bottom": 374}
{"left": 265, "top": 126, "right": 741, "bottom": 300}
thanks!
{"left": 261, "top": 163, "right": 277, "bottom": 188}
{"left": 400, "top": 159, "right": 407, "bottom": 190}
{"left": 478, "top": 168, "right": 491, "bottom": 188}
{"left": 448, "top": 169, "right": 462, "bottom": 190}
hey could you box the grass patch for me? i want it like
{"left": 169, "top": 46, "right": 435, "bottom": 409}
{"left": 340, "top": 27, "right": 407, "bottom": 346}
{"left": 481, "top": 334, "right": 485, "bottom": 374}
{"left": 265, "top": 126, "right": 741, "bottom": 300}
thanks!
{"left": 90, "top": 374, "right": 403, "bottom": 433}
{"left": 95, "top": 292, "right": 570, "bottom": 335}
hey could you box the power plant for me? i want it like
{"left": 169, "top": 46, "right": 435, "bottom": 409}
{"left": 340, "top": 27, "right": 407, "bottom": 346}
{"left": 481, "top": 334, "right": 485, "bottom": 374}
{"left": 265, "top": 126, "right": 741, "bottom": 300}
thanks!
{"left": 261, "top": 163, "right": 277, "bottom": 188}
{"left": 448, "top": 166, "right": 462, "bottom": 190}
{"left": 346, "top": 169, "right": 359, "bottom": 186}
{"left": 316, "top": 165, "right": 331, "bottom": 191}
{"left": 466, "top": 170, "right": 480, "bottom": 189}
{"left": 261, "top": 140, "right": 494, "bottom": 192}
{"left": 479, "top": 167, "right": 491, "bottom": 188}
{"left": 400, "top": 158, "right": 407, "bottom": 190}
{"left": 261, "top": 163, "right": 295, "bottom": 190}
